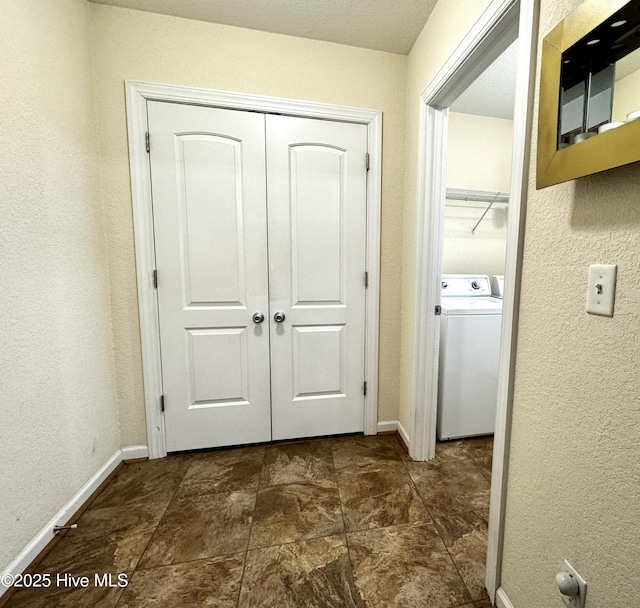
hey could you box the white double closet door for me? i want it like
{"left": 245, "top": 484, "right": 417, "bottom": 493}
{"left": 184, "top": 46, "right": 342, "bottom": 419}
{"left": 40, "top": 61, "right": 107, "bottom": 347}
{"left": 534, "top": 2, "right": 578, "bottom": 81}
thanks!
{"left": 147, "top": 101, "right": 368, "bottom": 452}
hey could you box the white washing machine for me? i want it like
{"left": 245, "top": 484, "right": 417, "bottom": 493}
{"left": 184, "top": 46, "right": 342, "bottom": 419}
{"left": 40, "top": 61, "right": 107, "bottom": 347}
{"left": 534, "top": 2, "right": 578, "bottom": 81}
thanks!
{"left": 491, "top": 275, "right": 505, "bottom": 299}
{"left": 437, "top": 275, "right": 503, "bottom": 440}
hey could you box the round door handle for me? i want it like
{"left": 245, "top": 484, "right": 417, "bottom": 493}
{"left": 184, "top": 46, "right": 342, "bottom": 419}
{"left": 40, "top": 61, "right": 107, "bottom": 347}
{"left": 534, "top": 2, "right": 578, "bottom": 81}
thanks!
{"left": 274, "top": 311, "right": 286, "bottom": 323}
{"left": 252, "top": 312, "right": 265, "bottom": 324}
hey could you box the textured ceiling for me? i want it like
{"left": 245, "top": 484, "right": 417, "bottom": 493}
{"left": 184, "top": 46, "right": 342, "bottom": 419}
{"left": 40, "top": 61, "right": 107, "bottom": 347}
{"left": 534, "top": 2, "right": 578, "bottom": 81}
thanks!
{"left": 451, "top": 40, "right": 518, "bottom": 120}
{"left": 88, "top": 0, "right": 439, "bottom": 55}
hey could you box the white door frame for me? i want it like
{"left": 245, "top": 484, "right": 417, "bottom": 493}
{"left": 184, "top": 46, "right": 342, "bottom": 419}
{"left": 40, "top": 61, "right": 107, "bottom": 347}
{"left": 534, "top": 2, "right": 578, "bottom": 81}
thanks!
{"left": 408, "top": 0, "right": 539, "bottom": 603}
{"left": 125, "top": 81, "right": 382, "bottom": 460}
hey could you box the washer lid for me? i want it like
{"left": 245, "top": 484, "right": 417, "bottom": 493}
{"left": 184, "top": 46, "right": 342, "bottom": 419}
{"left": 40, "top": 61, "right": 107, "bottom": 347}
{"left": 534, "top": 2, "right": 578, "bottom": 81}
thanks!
{"left": 441, "top": 297, "right": 503, "bottom": 315}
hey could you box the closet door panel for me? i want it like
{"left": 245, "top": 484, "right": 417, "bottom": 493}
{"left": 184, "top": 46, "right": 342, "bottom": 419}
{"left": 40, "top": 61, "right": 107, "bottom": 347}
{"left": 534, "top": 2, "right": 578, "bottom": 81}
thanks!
{"left": 266, "top": 114, "right": 368, "bottom": 440}
{"left": 148, "top": 101, "right": 271, "bottom": 451}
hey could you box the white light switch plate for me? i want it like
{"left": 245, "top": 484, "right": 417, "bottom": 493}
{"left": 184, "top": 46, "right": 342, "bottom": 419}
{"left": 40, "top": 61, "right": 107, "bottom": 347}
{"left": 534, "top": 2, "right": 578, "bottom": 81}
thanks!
{"left": 586, "top": 264, "right": 617, "bottom": 317}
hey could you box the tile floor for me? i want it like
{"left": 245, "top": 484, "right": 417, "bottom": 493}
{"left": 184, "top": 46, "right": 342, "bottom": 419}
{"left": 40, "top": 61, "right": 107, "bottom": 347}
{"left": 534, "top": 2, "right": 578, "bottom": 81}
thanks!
{"left": 5, "top": 434, "right": 493, "bottom": 608}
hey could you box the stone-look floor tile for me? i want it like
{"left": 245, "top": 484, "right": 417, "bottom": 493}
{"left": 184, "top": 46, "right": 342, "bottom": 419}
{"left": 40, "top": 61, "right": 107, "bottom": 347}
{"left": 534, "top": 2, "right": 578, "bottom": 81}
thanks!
{"left": 139, "top": 490, "right": 255, "bottom": 568}
{"left": 337, "top": 463, "right": 430, "bottom": 532}
{"left": 434, "top": 440, "right": 471, "bottom": 462}
{"left": 249, "top": 483, "right": 343, "bottom": 549}
{"left": 392, "top": 432, "right": 410, "bottom": 457}
{"left": 331, "top": 435, "right": 403, "bottom": 472}
{"left": 239, "top": 535, "right": 365, "bottom": 608}
{"left": 90, "top": 456, "right": 192, "bottom": 510}
{"left": 432, "top": 511, "right": 489, "bottom": 600}
{"left": 261, "top": 441, "right": 336, "bottom": 488}
{"left": 434, "top": 436, "right": 493, "bottom": 463}
{"left": 176, "top": 446, "right": 265, "bottom": 497}
{"left": 348, "top": 522, "right": 471, "bottom": 608}
{"left": 38, "top": 504, "right": 164, "bottom": 575}
{"left": 467, "top": 436, "right": 494, "bottom": 457}
{"left": 475, "top": 509, "right": 490, "bottom": 523}
{"left": 9, "top": 435, "right": 494, "bottom": 608}
{"left": 407, "top": 459, "right": 491, "bottom": 516}
{"left": 3, "top": 582, "right": 125, "bottom": 608}
{"left": 117, "top": 554, "right": 244, "bottom": 608}
{"left": 472, "top": 455, "right": 493, "bottom": 482}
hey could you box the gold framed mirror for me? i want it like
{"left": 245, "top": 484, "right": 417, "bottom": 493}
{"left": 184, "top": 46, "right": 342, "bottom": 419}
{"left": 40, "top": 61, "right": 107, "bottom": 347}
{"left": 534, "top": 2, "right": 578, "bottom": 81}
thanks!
{"left": 537, "top": 0, "right": 640, "bottom": 188}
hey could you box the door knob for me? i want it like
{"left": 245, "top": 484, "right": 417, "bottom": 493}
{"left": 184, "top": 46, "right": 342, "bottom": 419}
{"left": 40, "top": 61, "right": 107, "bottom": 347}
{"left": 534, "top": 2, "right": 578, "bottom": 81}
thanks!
{"left": 274, "top": 311, "right": 286, "bottom": 323}
{"left": 252, "top": 312, "right": 265, "bottom": 324}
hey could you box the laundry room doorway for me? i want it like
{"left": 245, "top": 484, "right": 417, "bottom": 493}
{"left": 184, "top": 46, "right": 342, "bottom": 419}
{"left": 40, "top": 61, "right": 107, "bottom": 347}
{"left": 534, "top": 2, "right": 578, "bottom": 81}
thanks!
{"left": 436, "top": 37, "right": 518, "bottom": 442}
{"left": 408, "top": 0, "right": 538, "bottom": 603}
{"left": 126, "top": 83, "right": 382, "bottom": 457}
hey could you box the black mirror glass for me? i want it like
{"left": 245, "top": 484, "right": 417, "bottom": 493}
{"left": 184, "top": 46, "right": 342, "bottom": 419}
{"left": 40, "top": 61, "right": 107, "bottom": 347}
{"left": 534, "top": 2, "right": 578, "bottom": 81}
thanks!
{"left": 559, "top": 0, "right": 640, "bottom": 148}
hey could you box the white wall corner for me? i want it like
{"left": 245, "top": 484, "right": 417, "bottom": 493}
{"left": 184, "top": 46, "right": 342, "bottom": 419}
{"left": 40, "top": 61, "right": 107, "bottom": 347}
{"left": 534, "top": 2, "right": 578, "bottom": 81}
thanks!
{"left": 397, "top": 420, "right": 411, "bottom": 452}
{"left": 0, "top": 450, "right": 124, "bottom": 599}
{"left": 496, "top": 586, "right": 516, "bottom": 608}
{"left": 121, "top": 445, "right": 149, "bottom": 461}
{"left": 376, "top": 420, "right": 411, "bottom": 453}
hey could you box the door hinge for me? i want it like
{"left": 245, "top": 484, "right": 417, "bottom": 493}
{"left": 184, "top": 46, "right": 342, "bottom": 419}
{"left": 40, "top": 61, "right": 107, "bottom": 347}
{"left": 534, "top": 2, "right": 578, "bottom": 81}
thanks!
{"left": 153, "top": 269, "right": 158, "bottom": 288}
{"left": 145, "top": 131, "right": 150, "bottom": 153}
{"left": 365, "top": 271, "right": 369, "bottom": 288}
{"left": 160, "top": 395, "right": 165, "bottom": 412}
{"left": 363, "top": 381, "right": 367, "bottom": 396}
{"left": 366, "top": 153, "right": 370, "bottom": 171}
{"left": 435, "top": 305, "right": 442, "bottom": 315}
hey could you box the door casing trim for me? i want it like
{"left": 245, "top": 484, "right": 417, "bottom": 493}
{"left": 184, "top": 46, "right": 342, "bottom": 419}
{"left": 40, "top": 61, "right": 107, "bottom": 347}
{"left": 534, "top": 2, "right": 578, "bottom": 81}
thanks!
{"left": 125, "top": 81, "right": 382, "bottom": 459}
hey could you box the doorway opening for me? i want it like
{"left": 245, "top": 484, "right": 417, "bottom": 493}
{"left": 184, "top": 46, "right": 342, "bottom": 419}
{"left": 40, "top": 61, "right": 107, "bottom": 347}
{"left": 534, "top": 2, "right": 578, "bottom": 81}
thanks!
{"left": 409, "top": 0, "right": 538, "bottom": 603}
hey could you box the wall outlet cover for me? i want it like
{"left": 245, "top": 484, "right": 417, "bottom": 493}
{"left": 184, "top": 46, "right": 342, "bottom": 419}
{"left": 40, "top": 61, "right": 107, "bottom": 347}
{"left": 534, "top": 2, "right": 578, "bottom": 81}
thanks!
{"left": 561, "top": 559, "right": 587, "bottom": 608}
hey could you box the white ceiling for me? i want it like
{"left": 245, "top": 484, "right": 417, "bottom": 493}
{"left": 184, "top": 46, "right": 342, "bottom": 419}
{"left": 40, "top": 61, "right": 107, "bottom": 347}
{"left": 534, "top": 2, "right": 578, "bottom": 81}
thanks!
{"left": 451, "top": 40, "right": 519, "bottom": 120}
{"left": 88, "top": 0, "right": 440, "bottom": 55}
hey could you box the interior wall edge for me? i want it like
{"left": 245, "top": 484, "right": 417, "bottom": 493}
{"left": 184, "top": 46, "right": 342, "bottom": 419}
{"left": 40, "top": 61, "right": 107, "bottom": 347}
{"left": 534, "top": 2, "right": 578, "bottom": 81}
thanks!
{"left": 1, "top": 0, "right": 122, "bottom": 575}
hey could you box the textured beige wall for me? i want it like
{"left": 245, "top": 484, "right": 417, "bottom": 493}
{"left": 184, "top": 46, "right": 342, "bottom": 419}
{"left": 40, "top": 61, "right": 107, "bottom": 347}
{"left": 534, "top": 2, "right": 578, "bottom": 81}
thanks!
{"left": 442, "top": 203, "right": 508, "bottom": 278}
{"left": 443, "top": 112, "right": 513, "bottom": 277}
{"left": 88, "top": 4, "right": 408, "bottom": 440}
{"left": 500, "top": 0, "right": 640, "bottom": 606}
{"left": 0, "top": 0, "right": 120, "bottom": 573}
{"left": 398, "top": 0, "right": 493, "bottom": 433}
{"left": 447, "top": 112, "right": 514, "bottom": 193}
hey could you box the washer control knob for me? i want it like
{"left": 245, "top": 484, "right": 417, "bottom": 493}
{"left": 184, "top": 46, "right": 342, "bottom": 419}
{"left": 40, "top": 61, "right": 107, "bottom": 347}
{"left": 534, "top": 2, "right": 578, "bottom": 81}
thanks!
{"left": 442, "top": 281, "right": 448, "bottom": 290}
{"left": 471, "top": 280, "right": 481, "bottom": 290}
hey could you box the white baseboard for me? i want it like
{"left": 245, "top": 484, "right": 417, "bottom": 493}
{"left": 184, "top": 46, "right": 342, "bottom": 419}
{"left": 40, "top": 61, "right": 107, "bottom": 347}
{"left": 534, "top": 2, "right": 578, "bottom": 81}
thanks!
{"left": 397, "top": 420, "right": 410, "bottom": 451}
{"left": 376, "top": 420, "right": 398, "bottom": 433}
{"left": 0, "top": 445, "right": 148, "bottom": 599}
{"left": 496, "top": 586, "right": 515, "bottom": 608}
{"left": 121, "top": 444, "right": 149, "bottom": 461}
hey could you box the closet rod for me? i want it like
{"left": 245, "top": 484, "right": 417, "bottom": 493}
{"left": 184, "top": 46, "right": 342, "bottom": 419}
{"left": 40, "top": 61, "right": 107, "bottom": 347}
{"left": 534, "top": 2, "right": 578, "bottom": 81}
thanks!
{"left": 445, "top": 188, "right": 509, "bottom": 204}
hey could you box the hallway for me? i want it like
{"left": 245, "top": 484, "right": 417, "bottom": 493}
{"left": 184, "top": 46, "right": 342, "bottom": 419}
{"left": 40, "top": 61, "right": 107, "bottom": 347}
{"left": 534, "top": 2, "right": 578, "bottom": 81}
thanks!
{"left": 6, "top": 435, "right": 493, "bottom": 607}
